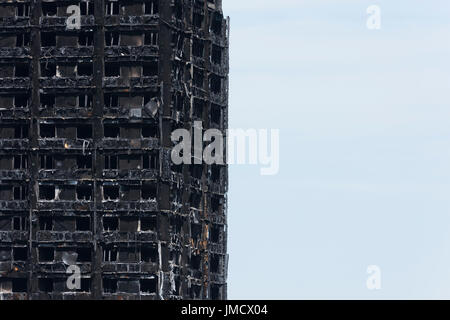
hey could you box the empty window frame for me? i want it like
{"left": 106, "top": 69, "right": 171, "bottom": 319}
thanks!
{"left": 210, "top": 104, "right": 221, "bottom": 125}
{"left": 103, "top": 217, "right": 118, "bottom": 231}
{"left": 144, "top": 32, "right": 158, "bottom": 45}
{"left": 40, "top": 123, "right": 56, "bottom": 138}
{"left": 14, "top": 95, "right": 29, "bottom": 108}
{"left": 141, "top": 245, "right": 158, "bottom": 263}
{"left": 193, "top": 67, "right": 204, "bottom": 88}
{"left": 40, "top": 155, "right": 53, "bottom": 169}
{"left": 105, "top": 32, "right": 120, "bottom": 46}
{"left": 211, "top": 45, "right": 222, "bottom": 64}
{"left": 38, "top": 278, "right": 53, "bottom": 293}
{"left": 140, "top": 216, "right": 157, "bottom": 232}
{"left": 39, "top": 247, "right": 54, "bottom": 262}
{"left": 16, "top": 33, "right": 30, "bottom": 47}
{"left": 105, "top": 94, "right": 119, "bottom": 108}
{"left": 41, "top": 32, "right": 56, "bottom": 47}
{"left": 211, "top": 165, "right": 221, "bottom": 182}
{"left": 13, "top": 216, "right": 28, "bottom": 231}
{"left": 211, "top": 12, "right": 223, "bottom": 35}
{"left": 15, "top": 63, "right": 29, "bottom": 77}
{"left": 76, "top": 217, "right": 91, "bottom": 231}
{"left": 142, "top": 123, "right": 157, "bottom": 138}
{"left": 210, "top": 74, "right": 222, "bottom": 93}
{"left": 193, "top": 12, "right": 204, "bottom": 29}
{"left": 104, "top": 155, "right": 118, "bottom": 169}
{"left": 41, "top": 94, "right": 55, "bottom": 108}
{"left": 77, "top": 185, "right": 92, "bottom": 201}
{"left": 140, "top": 278, "right": 157, "bottom": 294}
{"left": 80, "top": 1, "right": 94, "bottom": 15}
{"left": 39, "top": 216, "right": 53, "bottom": 231}
{"left": 40, "top": 62, "right": 56, "bottom": 77}
{"left": 144, "top": 0, "right": 158, "bottom": 15}
{"left": 105, "top": 1, "right": 120, "bottom": 15}
{"left": 104, "top": 124, "right": 120, "bottom": 138}
{"left": 13, "top": 155, "right": 28, "bottom": 169}
{"left": 77, "top": 124, "right": 92, "bottom": 139}
{"left": 142, "top": 152, "right": 158, "bottom": 169}
{"left": 39, "top": 185, "right": 55, "bottom": 200}
{"left": 16, "top": 3, "right": 31, "bottom": 16}
{"left": 77, "top": 155, "right": 92, "bottom": 169}
{"left": 105, "top": 63, "right": 120, "bottom": 76}
{"left": 103, "top": 278, "right": 117, "bottom": 293}
{"left": 78, "top": 94, "right": 93, "bottom": 108}
{"left": 77, "top": 63, "right": 93, "bottom": 76}
{"left": 13, "top": 185, "right": 27, "bottom": 200}
{"left": 103, "top": 246, "right": 118, "bottom": 262}
{"left": 141, "top": 184, "right": 156, "bottom": 200}
{"left": 143, "top": 62, "right": 158, "bottom": 76}
{"left": 13, "top": 247, "right": 27, "bottom": 261}
{"left": 103, "top": 185, "right": 119, "bottom": 200}
{"left": 42, "top": 2, "right": 57, "bottom": 16}
{"left": 192, "top": 39, "right": 204, "bottom": 58}
{"left": 79, "top": 33, "right": 94, "bottom": 46}
{"left": 77, "top": 247, "right": 91, "bottom": 262}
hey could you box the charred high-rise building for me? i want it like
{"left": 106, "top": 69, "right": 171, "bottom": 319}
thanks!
{"left": 0, "top": 0, "right": 228, "bottom": 300}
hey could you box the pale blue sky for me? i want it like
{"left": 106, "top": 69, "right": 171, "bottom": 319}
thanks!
{"left": 223, "top": 0, "right": 450, "bottom": 299}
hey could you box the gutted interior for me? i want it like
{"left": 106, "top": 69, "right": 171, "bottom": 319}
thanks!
{"left": 0, "top": 0, "right": 228, "bottom": 300}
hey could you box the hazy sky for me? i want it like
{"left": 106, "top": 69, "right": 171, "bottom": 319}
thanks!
{"left": 223, "top": 0, "right": 450, "bottom": 299}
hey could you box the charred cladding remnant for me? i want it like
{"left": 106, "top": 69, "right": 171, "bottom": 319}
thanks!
{"left": 0, "top": 0, "right": 229, "bottom": 300}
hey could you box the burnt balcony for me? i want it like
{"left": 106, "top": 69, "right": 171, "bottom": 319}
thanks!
{"left": 0, "top": 170, "right": 29, "bottom": 181}
{"left": 0, "top": 47, "right": 31, "bottom": 60}
{"left": 0, "top": 200, "right": 29, "bottom": 211}
{"left": 102, "top": 169, "right": 158, "bottom": 181}
{"left": 35, "top": 231, "right": 93, "bottom": 243}
{"left": 37, "top": 200, "right": 94, "bottom": 211}
{"left": 99, "top": 231, "right": 157, "bottom": 243}
{"left": 0, "top": 17, "right": 30, "bottom": 29}
{"left": 103, "top": 76, "right": 158, "bottom": 90}
{"left": 100, "top": 200, "right": 158, "bottom": 212}
{"left": 0, "top": 230, "right": 28, "bottom": 242}
{"left": 104, "top": 46, "right": 158, "bottom": 61}
{"left": 38, "top": 138, "right": 93, "bottom": 151}
{"left": 38, "top": 169, "right": 92, "bottom": 180}
{"left": 40, "top": 16, "right": 94, "bottom": 30}
{"left": 0, "top": 78, "right": 31, "bottom": 90}
{"left": 40, "top": 77, "right": 94, "bottom": 89}
{"left": 104, "top": 15, "right": 159, "bottom": 29}
{"left": 40, "top": 46, "right": 94, "bottom": 60}
{"left": 101, "top": 262, "right": 158, "bottom": 274}
{"left": 99, "top": 138, "right": 159, "bottom": 150}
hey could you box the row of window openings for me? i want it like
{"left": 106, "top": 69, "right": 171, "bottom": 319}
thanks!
{"left": 39, "top": 124, "right": 158, "bottom": 139}
{"left": 192, "top": 69, "right": 223, "bottom": 93}
{"left": 0, "top": 216, "right": 28, "bottom": 231}
{"left": 40, "top": 62, "right": 158, "bottom": 77}
{"left": 33, "top": 278, "right": 158, "bottom": 294}
{"left": 191, "top": 41, "right": 223, "bottom": 64}
{"left": 0, "top": 277, "right": 159, "bottom": 294}
{"left": 40, "top": 93, "right": 159, "bottom": 109}
{"left": 2, "top": 93, "right": 161, "bottom": 109}
{"left": 5, "top": 2, "right": 93, "bottom": 17}
{"left": 37, "top": 215, "right": 156, "bottom": 233}
{"left": 7, "top": 1, "right": 158, "bottom": 18}
{"left": 0, "top": 125, "right": 28, "bottom": 139}
{"left": 37, "top": 154, "right": 158, "bottom": 170}
{"left": 173, "top": 7, "right": 223, "bottom": 35}
{"left": 37, "top": 246, "right": 157, "bottom": 264}
{"left": 40, "top": 32, "right": 158, "bottom": 47}
{"left": 7, "top": 0, "right": 221, "bottom": 32}
{"left": 38, "top": 184, "right": 157, "bottom": 201}
{"left": 0, "top": 247, "right": 28, "bottom": 262}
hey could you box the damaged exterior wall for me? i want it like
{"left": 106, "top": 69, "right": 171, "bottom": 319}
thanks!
{"left": 0, "top": 0, "right": 228, "bottom": 300}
